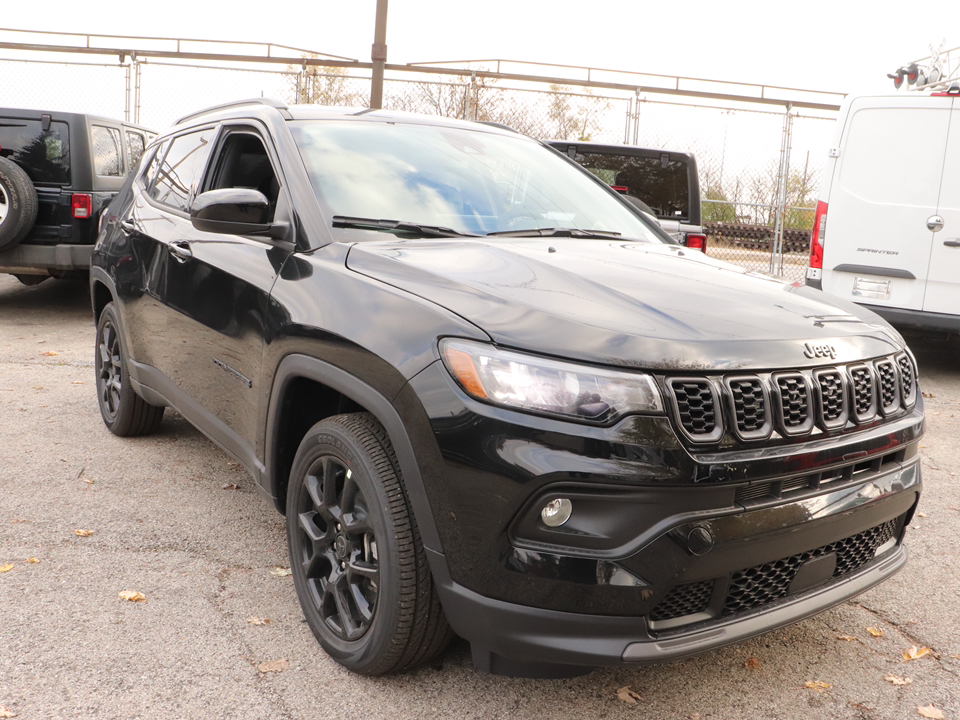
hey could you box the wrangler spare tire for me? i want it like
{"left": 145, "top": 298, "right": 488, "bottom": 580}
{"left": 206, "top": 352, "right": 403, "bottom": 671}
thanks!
{"left": 0, "top": 156, "right": 39, "bottom": 252}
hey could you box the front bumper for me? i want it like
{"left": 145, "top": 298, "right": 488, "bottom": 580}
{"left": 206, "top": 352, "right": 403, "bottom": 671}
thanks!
{"left": 436, "top": 544, "right": 907, "bottom": 675}
{"left": 433, "top": 457, "right": 918, "bottom": 674}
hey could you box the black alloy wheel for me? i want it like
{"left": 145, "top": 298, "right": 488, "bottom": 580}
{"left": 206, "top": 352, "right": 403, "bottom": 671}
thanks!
{"left": 297, "top": 454, "right": 380, "bottom": 641}
{"left": 95, "top": 302, "right": 164, "bottom": 436}
{"left": 286, "top": 413, "right": 452, "bottom": 675}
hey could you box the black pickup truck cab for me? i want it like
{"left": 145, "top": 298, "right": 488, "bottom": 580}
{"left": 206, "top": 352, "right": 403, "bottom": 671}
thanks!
{"left": 0, "top": 107, "right": 153, "bottom": 284}
{"left": 91, "top": 99, "right": 922, "bottom": 678}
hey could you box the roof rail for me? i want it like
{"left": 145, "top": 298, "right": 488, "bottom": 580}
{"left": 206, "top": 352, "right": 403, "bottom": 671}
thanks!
{"left": 175, "top": 98, "right": 291, "bottom": 125}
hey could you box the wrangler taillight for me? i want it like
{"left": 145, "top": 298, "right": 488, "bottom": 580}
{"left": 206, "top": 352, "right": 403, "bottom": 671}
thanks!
{"left": 685, "top": 233, "right": 707, "bottom": 252}
{"left": 809, "top": 201, "right": 828, "bottom": 269}
{"left": 72, "top": 194, "right": 93, "bottom": 219}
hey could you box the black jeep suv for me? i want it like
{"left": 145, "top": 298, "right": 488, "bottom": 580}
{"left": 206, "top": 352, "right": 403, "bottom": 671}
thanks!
{"left": 0, "top": 107, "right": 152, "bottom": 284}
{"left": 91, "top": 99, "right": 923, "bottom": 678}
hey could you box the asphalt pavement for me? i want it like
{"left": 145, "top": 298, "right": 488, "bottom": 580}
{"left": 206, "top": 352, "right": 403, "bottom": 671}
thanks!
{"left": 1, "top": 274, "right": 958, "bottom": 720}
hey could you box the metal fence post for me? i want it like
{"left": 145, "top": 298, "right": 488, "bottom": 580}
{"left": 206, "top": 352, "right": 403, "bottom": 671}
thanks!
{"left": 465, "top": 72, "right": 477, "bottom": 121}
{"left": 770, "top": 104, "right": 794, "bottom": 276}
{"left": 134, "top": 58, "right": 141, "bottom": 125}
{"left": 124, "top": 63, "right": 131, "bottom": 122}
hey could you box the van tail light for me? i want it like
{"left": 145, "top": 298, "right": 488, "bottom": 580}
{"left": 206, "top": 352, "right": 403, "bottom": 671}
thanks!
{"left": 809, "top": 200, "right": 828, "bottom": 269}
{"left": 685, "top": 233, "right": 707, "bottom": 252}
{"left": 72, "top": 193, "right": 93, "bottom": 219}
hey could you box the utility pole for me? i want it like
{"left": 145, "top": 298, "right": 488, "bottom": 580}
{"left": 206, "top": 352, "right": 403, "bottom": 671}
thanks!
{"left": 370, "top": 0, "right": 388, "bottom": 109}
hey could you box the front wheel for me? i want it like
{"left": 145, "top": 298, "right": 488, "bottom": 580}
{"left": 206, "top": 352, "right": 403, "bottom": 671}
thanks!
{"left": 286, "top": 413, "right": 452, "bottom": 675}
{"left": 95, "top": 302, "right": 164, "bottom": 436}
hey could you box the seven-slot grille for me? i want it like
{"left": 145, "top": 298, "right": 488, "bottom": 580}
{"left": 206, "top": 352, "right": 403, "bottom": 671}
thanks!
{"left": 667, "top": 353, "right": 917, "bottom": 443}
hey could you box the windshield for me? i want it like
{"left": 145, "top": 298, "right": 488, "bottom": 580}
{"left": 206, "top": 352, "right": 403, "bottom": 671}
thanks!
{"left": 289, "top": 119, "right": 665, "bottom": 242}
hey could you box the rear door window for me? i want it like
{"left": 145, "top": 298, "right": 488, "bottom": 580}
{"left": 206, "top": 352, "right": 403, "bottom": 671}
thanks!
{"left": 0, "top": 117, "right": 70, "bottom": 184}
{"left": 573, "top": 151, "right": 690, "bottom": 221}
{"left": 92, "top": 125, "right": 124, "bottom": 177}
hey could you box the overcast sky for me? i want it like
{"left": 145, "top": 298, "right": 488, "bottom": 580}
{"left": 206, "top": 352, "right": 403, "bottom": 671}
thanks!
{"left": 0, "top": 0, "right": 957, "bottom": 97}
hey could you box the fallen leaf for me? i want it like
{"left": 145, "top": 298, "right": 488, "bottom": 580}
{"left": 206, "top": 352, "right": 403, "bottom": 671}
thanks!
{"left": 616, "top": 686, "right": 642, "bottom": 704}
{"left": 74, "top": 529, "right": 94, "bottom": 537}
{"left": 270, "top": 567, "right": 292, "bottom": 577}
{"left": 903, "top": 646, "right": 933, "bottom": 661}
{"left": 951, "top": 654, "right": 960, "bottom": 660}
{"left": 804, "top": 681, "right": 832, "bottom": 692}
{"left": 0, "top": 706, "right": 16, "bottom": 718}
{"left": 0, "top": 563, "right": 13, "bottom": 573}
{"left": 744, "top": 657, "right": 761, "bottom": 669}
{"left": 885, "top": 675, "right": 912, "bottom": 686}
{"left": 257, "top": 658, "right": 289, "bottom": 673}
{"left": 72, "top": 381, "right": 85, "bottom": 385}
{"left": 917, "top": 705, "right": 945, "bottom": 719}
{"left": 867, "top": 627, "right": 884, "bottom": 637}
{"left": 118, "top": 591, "right": 146, "bottom": 602}
{"left": 248, "top": 617, "right": 271, "bottom": 625}
{"left": 41, "top": 351, "right": 58, "bottom": 356}
{"left": 26, "top": 558, "right": 39, "bottom": 564}
{"left": 918, "top": 512, "right": 928, "bottom": 518}
{"left": 222, "top": 483, "right": 240, "bottom": 490}
{"left": 83, "top": 478, "right": 94, "bottom": 485}
{"left": 921, "top": 392, "right": 935, "bottom": 398}
{"left": 837, "top": 634, "right": 857, "bottom": 642}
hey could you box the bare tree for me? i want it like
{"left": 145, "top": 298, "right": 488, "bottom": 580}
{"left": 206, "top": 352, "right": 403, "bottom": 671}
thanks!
{"left": 289, "top": 54, "right": 365, "bottom": 107}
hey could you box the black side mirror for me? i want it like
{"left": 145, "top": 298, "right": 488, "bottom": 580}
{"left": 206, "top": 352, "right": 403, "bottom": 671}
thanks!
{"left": 190, "top": 188, "right": 288, "bottom": 239}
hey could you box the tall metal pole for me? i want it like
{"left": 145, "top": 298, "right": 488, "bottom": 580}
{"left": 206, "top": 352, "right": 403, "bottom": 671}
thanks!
{"left": 370, "top": 0, "right": 388, "bottom": 109}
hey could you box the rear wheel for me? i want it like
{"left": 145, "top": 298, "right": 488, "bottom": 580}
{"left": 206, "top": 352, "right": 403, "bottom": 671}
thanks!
{"left": 0, "top": 157, "right": 38, "bottom": 252}
{"left": 286, "top": 413, "right": 452, "bottom": 675}
{"left": 95, "top": 302, "right": 164, "bottom": 436}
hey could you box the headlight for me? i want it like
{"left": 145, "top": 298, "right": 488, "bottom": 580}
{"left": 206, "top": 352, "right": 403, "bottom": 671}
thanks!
{"left": 440, "top": 338, "right": 663, "bottom": 422}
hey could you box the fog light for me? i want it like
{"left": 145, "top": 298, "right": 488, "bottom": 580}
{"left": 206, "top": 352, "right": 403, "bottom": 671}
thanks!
{"left": 541, "top": 498, "right": 573, "bottom": 527}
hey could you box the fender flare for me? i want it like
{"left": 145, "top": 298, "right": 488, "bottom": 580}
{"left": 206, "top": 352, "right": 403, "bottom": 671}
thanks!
{"left": 264, "top": 353, "right": 444, "bottom": 554}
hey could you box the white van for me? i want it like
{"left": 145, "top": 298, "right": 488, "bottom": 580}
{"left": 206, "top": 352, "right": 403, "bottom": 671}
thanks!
{"left": 806, "top": 90, "right": 960, "bottom": 332}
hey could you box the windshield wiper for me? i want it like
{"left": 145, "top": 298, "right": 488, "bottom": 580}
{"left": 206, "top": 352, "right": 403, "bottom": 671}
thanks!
{"left": 332, "top": 216, "right": 482, "bottom": 238}
{"left": 486, "top": 227, "right": 622, "bottom": 239}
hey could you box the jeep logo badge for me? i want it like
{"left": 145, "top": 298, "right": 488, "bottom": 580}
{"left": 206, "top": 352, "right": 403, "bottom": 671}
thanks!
{"left": 803, "top": 342, "right": 837, "bottom": 360}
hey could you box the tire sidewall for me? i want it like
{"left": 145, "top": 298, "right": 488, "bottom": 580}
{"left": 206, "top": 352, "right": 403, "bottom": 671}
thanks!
{"left": 286, "top": 420, "right": 405, "bottom": 672}
{"left": 0, "top": 157, "right": 38, "bottom": 251}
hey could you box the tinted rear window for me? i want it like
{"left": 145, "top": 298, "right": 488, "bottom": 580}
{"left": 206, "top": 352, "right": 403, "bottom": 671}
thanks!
{"left": 573, "top": 151, "right": 690, "bottom": 222}
{"left": 0, "top": 118, "right": 70, "bottom": 184}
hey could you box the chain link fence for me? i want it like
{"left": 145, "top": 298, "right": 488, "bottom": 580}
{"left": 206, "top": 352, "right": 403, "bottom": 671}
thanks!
{"left": 0, "top": 55, "right": 838, "bottom": 281}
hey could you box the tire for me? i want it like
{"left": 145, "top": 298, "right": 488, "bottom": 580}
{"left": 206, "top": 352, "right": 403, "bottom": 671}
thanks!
{"left": 286, "top": 413, "right": 453, "bottom": 675}
{"left": 0, "top": 157, "right": 38, "bottom": 252}
{"left": 95, "top": 303, "right": 164, "bottom": 436}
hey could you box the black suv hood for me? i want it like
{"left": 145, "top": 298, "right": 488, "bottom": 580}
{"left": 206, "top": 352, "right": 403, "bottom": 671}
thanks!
{"left": 346, "top": 238, "right": 901, "bottom": 371}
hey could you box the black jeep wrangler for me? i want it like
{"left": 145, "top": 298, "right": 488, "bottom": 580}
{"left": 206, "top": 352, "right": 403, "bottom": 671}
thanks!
{"left": 0, "top": 107, "right": 153, "bottom": 284}
{"left": 91, "top": 99, "right": 923, "bottom": 678}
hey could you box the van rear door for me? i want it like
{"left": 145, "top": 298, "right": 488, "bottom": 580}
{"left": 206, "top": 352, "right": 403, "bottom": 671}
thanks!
{"left": 821, "top": 96, "right": 953, "bottom": 312}
{"left": 924, "top": 100, "right": 960, "bottom": 315}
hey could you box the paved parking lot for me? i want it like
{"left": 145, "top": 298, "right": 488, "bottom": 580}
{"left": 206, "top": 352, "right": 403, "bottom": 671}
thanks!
{"left": 2, "top": 274, "right": 959, "bottom": 720}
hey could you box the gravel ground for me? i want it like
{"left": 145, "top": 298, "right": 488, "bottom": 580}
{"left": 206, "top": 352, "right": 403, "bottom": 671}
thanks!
{"left": 1, "top": 274, "right": 958, "bottom": 720}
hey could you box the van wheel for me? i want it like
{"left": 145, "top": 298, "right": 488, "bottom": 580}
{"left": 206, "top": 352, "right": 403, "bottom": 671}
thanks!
{"left": 0, "top": 157, "right": 39, "bottom": 252}
{"left": 286, "top": 413, "right": 453, "bottom": 675}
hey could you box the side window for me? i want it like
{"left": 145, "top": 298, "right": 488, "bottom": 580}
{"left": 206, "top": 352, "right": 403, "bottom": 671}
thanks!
{"left": 92, "top": 125, "right": 124, "bottom": 177}
{"left": 148, "top": 128, "right": 215, "bottom": 212}
{"left": 140, "top": 142, "right": 167, "bottom": 189}
{"left": 206, "top": 131, "right": 280, "bottom": 222}
{"left": 127, "top": 131, "right": 146, "bottom": 169}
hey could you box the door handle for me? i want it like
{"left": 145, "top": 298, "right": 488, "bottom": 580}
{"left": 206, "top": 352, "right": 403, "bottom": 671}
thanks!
{"left": 944, "top": 239, "right": 960, "bottom": 247}
{"left": 168, "top": 240, "right": 193, "bottom": 263}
